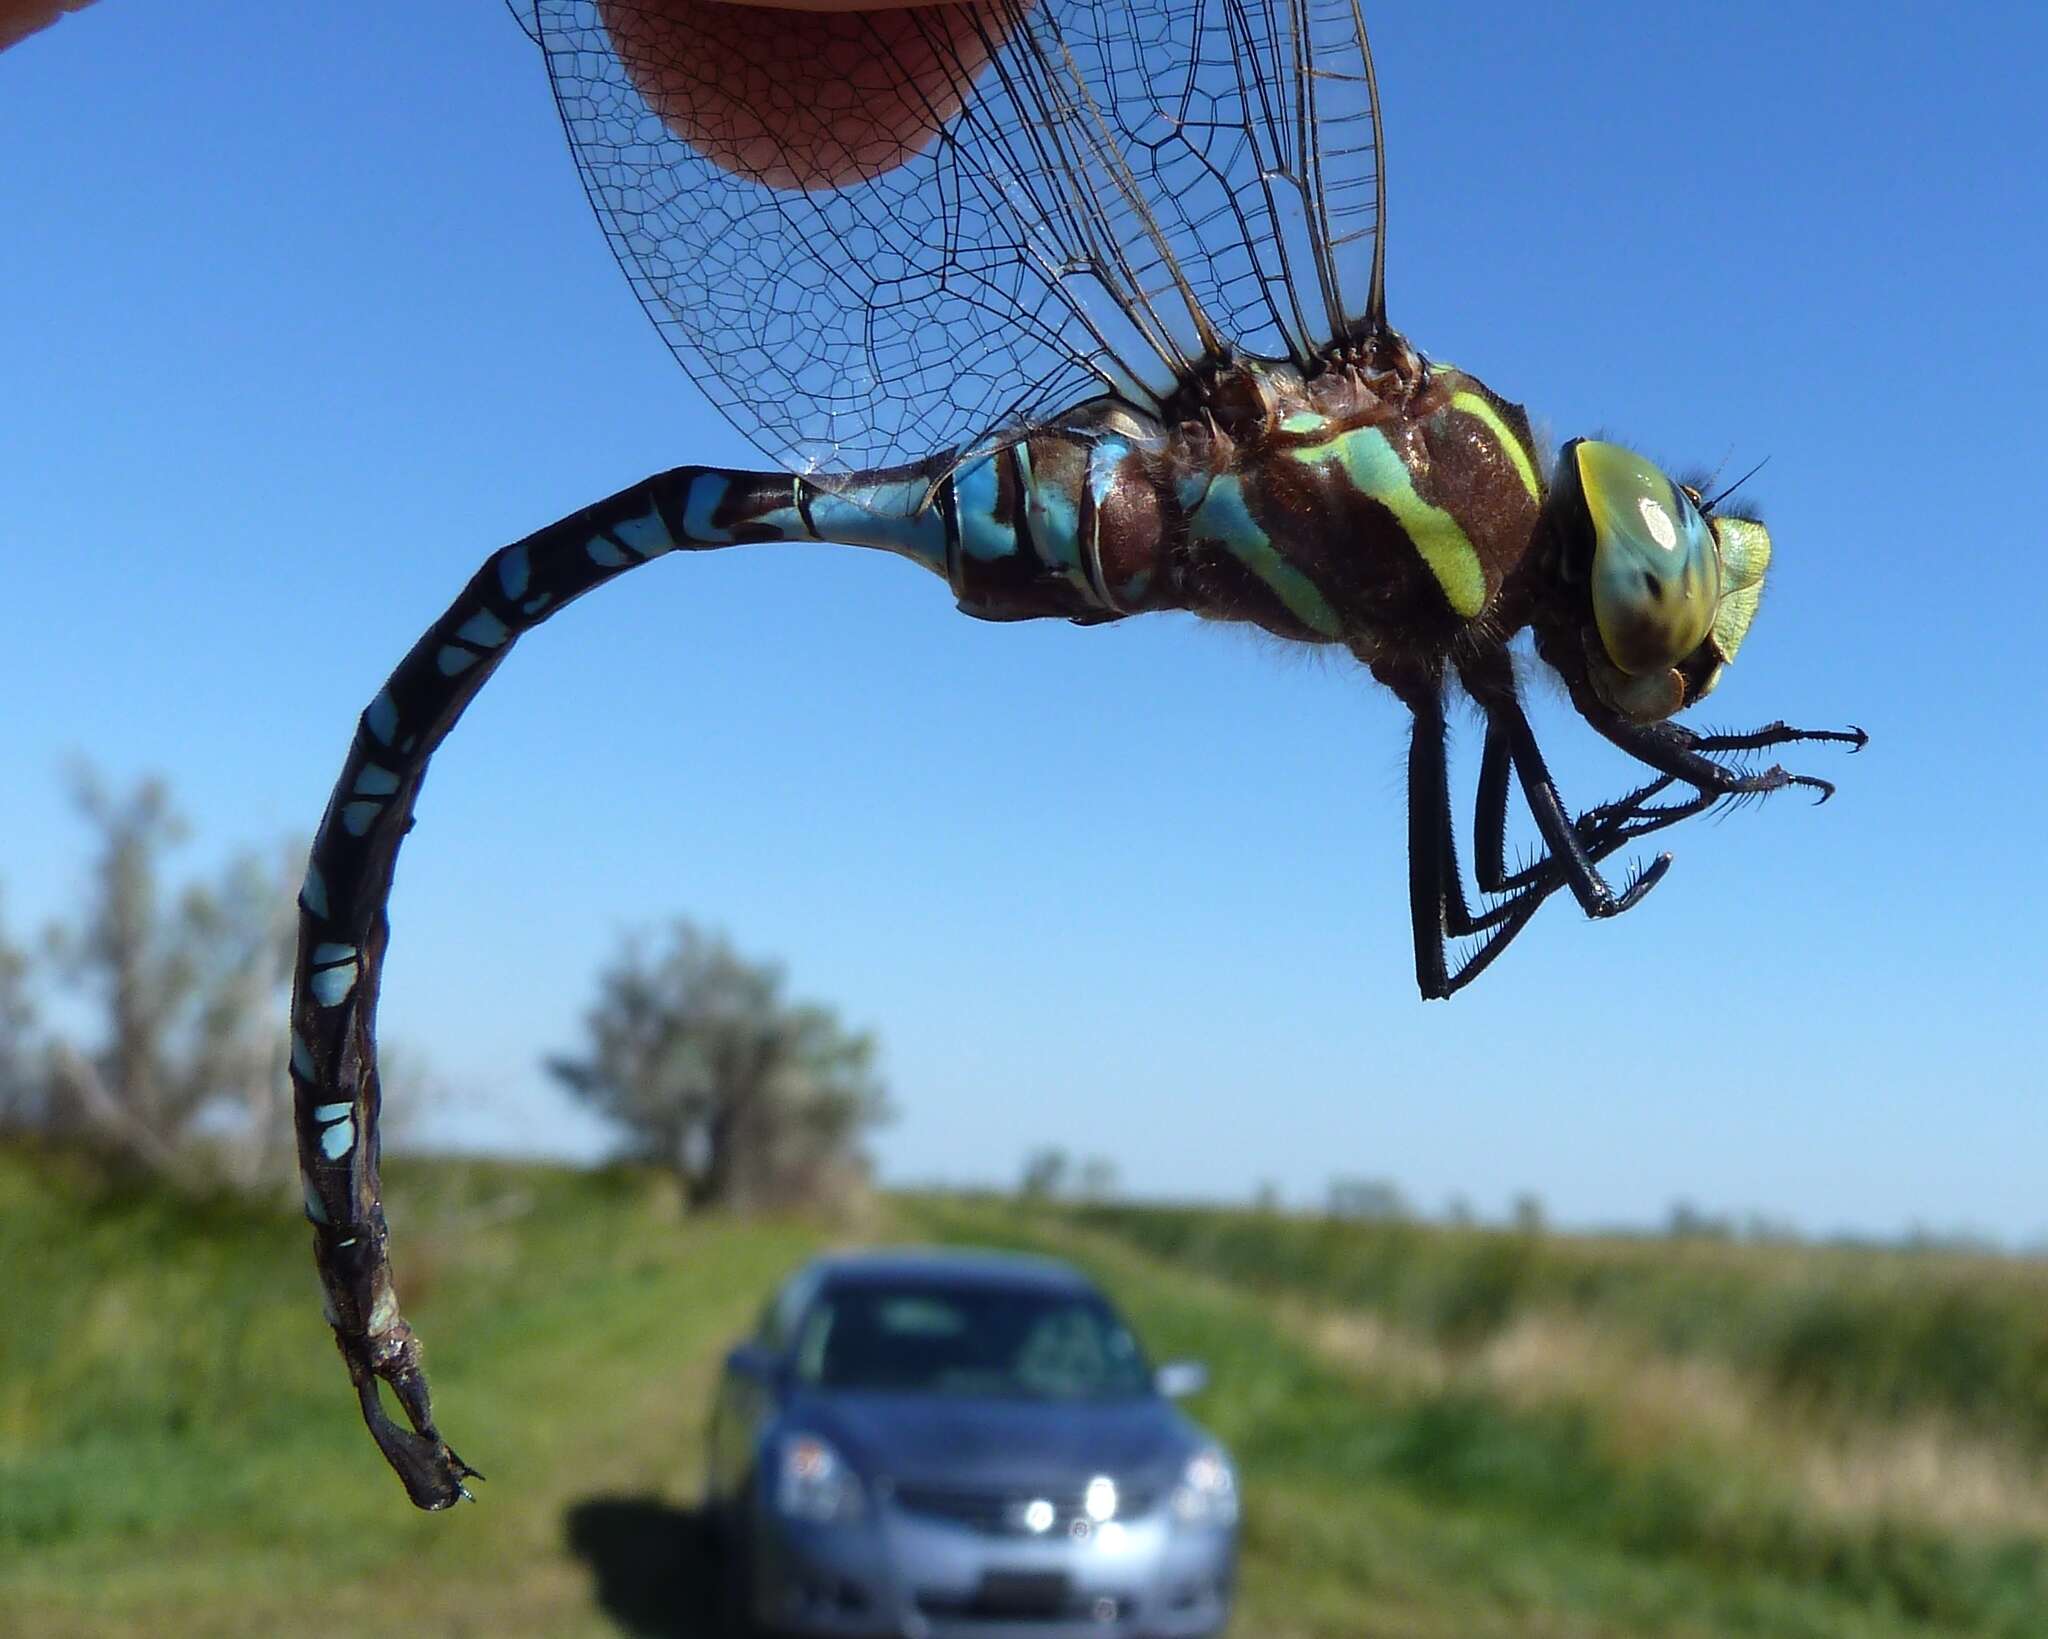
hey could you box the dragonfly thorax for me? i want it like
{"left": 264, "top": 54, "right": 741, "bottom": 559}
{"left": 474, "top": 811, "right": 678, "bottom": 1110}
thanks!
{"left": 1160, "top": 350, "right": 1548, "bottom": 667}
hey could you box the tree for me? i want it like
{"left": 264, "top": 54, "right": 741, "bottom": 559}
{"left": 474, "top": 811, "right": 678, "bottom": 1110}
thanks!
{"left": 1075, "top": 1156, "right": 1120, "bottom": 1202}
{"left": 547, "top": 921, "right": 890, "bottom": 1211}
{"left": 0, "top": 889, "right": 38, "bottom": 1134}
{"left": 1019, "top": 1147, "right": 1070, "bottom": 1200}
{"left": 1666, "top": 1199, "right": 1732, "bottom": 1241}
{"left": 32, "top": 769, "right": 300, "bottom": 1183}
{"left": 2, "top": 767, "right": 429, "bottom": 1190}
{"left": 1017, "top": 1148, "right": 1120, "bottom": 1203}
{"left": 1327, "top": 1176, "right": 1409, "bottom": 1223}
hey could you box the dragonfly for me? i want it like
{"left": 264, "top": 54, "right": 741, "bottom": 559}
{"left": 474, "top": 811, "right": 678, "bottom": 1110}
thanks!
{"left": 290, "top": 0, "right": 1863, "bottom": 1508}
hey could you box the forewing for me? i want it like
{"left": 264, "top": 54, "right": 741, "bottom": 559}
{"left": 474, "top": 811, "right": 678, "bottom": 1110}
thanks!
{"left": 520, "top": 0, "right": 1384, "bottom": 474}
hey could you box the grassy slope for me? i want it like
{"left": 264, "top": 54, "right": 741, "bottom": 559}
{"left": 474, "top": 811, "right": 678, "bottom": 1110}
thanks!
{"left": 3, "top": 1149, "right": 2044, "bottom": 1637}
{"left": 1059, "top": 1202, "right": 2048, "bottom": 1446}
{"left": 913, "top": 1198, "right": 2048, "bottom": 1639}
{"left": 0, "top": 1148, "right": 823, "bottom": 1637}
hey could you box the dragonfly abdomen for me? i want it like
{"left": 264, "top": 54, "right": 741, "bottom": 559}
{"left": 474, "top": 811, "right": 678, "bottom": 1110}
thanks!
{"left": 639, "top": 429, "right": 1169, "bottom": 627}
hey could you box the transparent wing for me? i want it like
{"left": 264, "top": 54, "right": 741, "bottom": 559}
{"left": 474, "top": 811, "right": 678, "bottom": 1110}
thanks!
{"left": 521, "top": 0, "right": 1384, "bottom": 474}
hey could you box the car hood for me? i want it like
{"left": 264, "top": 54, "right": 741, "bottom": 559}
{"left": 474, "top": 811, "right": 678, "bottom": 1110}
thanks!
{"left": 787, "top": 1390, "right": 1199, "bottom": 1491}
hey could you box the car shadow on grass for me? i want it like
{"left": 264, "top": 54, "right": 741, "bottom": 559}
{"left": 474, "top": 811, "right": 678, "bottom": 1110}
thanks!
{"left": 565, "top": 1493, "right": 729, "bottom": 1638}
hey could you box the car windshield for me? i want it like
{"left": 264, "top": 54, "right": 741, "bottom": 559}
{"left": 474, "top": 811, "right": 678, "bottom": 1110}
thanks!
{"left": 792, "top": 1281, "right": 1153, "bottom": 1401}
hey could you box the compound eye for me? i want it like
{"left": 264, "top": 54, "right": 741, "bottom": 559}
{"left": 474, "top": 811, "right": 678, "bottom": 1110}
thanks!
{"left": 1574, "top": 441, "right": 1721, "bottom": 676}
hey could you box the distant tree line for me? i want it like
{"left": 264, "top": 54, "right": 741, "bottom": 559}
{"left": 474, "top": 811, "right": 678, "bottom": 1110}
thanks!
{"left": 3, "top": 768, "right": 890, "bottom": 1216}
{"left": 1018, "top": 1147, "right": 1120, "bottom": 1202}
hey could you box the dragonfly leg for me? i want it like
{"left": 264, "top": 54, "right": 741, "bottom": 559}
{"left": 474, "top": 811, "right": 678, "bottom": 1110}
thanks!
{"left": 1406, "top": 688, "right": 1463, "bottom": 998}
{"left": 1441, "top": 703, "right": 1856, "bottom": 975}
{"left": 1471, "top": 722, "right": 1517, "bottom": 894}
{"left": 1410, "top": 686, "right": 1541, "bottom": 997}
{"left": 1466, "top": 669, "right": 1673, "bottom": 921}
{"left": 1477, "top": 729, "right": 1685, "bottom": 896}
{"left": 1474, "top": 701, "right": 1739, "bottom": 888}
{"left": 1573, "top": 779, "right": 1719, "bottom": 854}
{"left": 1408, "top": 689, "right": 1616, "bottom": 998}
{"left": 1674, "top": 720, "right": 1868, "bottom": 757}
{"left": 1432, "top": 774, "right": 1727, "bottom": 997}
{"left": 1589, "top": 713, "right": 1865, "bottom": 806}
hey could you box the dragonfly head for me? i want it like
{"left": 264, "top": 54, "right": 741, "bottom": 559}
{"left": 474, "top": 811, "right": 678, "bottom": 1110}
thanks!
{"left": 1538, "top": 438, "right": 1772, "bottom": 723}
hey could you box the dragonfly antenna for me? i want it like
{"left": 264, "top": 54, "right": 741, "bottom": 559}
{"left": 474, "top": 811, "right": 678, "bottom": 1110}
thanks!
{"left": 1704, "top": 454, "right": 1771, "bottom": 511}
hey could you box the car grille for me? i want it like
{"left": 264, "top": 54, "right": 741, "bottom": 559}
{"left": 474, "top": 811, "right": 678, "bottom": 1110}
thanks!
{"left": 916, "top": 1575, "right": 1133, "bottom": 1623}
{"left": 891, "top": 1482, "right": 1156, "bottom": 1537}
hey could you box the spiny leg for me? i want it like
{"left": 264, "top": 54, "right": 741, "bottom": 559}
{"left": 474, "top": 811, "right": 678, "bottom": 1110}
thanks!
{"left": 1473, "top": 723, "right": 1517, "bottom": 894}
{"left": 1477, "top": 729, "right": 1691, "bottom": 893}
{"left": 1483, "top": 705, "right": 1865, "bottom": 891}
{"left": 1571, "top": 777, "right": 1720, "bottom": 858}
{"left": 1469, "top": 671, "right": 1673, "bottom": 921}
{"left": 1475, "top": 721, "right": 1609, "bottom": 895}
{"left": 1481, "top": 716, "right": 1859, "bottom": 904}
{"left": 1417, "top": 695, "right": 1614, "bottom": 934}
{"left": 1412, "top": 689, "right": 1522, "bottom": 941}
{"left": 1427, "top": 697, "right": 1861, "bottom": 997}
{"left": 1409, "top": 691, "right": 1640, "bottom": 998}
{"left": 1411, "top": 690, "right": 1683, "bottom": 998}
{"left": 1469, "top": 723, "right": 1642, "bottom": 896}
{"left": 1588, "top": 712, "right": 1864, "bottom": 806}
{"left": 1672, "top": 720, "right": 1868, "bottom": 758}
{"left": 1409, "top": 686, "right": 1543, "bottom": 998}
{"left": 1407, "top": 688, "right": 1466, "bottom": 999}
{"left": 1423, "top": 772, "right": 1712, "bottom": 998}
{"left": 1481, "top": 736, "right": 1705, "bottom": 895}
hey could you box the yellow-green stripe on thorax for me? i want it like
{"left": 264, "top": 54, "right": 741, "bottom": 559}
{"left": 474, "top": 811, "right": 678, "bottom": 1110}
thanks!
{"left": 1449, "top": 389, "right": 1541, "bottom": 503}
{"left": 1176, "top": 469, "right": 1344, "bottom": 637}
{"left": 1285, "top": 423, "right": 1490, "bottom": 621}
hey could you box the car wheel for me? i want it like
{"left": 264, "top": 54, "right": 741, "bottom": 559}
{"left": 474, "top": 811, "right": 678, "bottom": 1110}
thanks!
{"left": 715, "top": 1555, "right": 752, "bottom": 1638}
{"left": 715, "top": 1500, "right": 776, "bottom": 1639}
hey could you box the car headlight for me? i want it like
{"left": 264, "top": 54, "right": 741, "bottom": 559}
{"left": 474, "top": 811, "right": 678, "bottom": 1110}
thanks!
{"left": 776, "top": 1433, "right": 867, "bottom": 1524}
{"left": 1170, "top": 1448, "right": 1238, "bottom": 1529}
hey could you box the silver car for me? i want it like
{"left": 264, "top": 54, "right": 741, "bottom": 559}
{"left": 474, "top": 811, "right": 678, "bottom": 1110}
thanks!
{"left": 705, "top": 1249, "right": 1239, "bottom": 1639}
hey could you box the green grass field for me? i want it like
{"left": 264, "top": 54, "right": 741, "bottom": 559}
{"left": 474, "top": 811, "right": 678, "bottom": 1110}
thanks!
{"left": 4, "top": 1146, "right": 2045, "bottom": 1637}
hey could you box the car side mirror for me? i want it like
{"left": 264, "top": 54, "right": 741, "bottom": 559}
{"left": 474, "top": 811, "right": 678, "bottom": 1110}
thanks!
{"left": 1155, "top": 1359, "right": 1208, "bottom": 1400}
{"left": 726, "top": 1342, "right": 783, "bottom": 1387}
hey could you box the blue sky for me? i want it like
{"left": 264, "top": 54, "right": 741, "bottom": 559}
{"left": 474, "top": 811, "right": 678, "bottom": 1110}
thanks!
{"left": 3, "top": 2, "right": 2043, "bottom": 1240}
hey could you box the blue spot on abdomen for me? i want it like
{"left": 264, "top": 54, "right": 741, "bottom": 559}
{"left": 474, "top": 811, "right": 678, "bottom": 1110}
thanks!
{"left": 455, "top": 610, "right": 509, "bottom": 649}
{"left": 954, "top": 456, "right": 1017, "bottom": 563}
{"left": 497, "top": 545, "right": 530, "bottom": 600}
{"left": 364, "top": 690, "right": 399, "bottom": 747}
{"left": 681, "top": 475, "right": 735, "bottom": 544}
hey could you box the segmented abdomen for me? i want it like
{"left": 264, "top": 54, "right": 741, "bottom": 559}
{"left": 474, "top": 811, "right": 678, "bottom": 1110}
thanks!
{"left": 681, "top": 429, "right": 1166, "bottom": 625}
{"left": 292, "top": 437, "right": 1165, "bottom": 1287}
